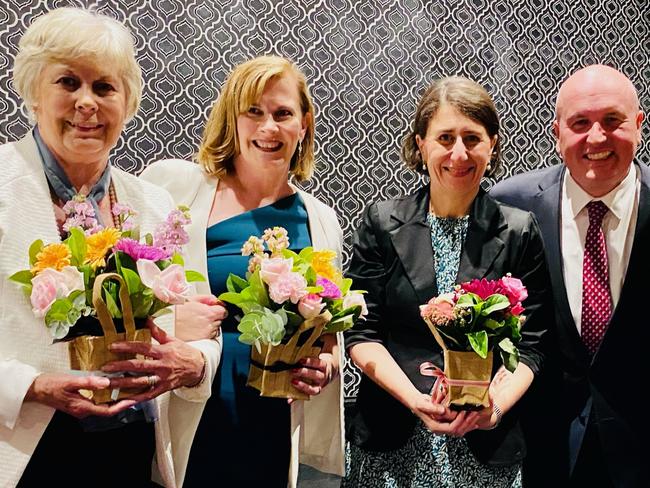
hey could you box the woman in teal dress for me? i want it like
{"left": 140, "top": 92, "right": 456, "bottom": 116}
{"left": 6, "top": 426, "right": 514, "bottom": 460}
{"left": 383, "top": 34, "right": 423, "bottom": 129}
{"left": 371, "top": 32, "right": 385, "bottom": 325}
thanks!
{"left": 142, "top": 55, "right": 345, "bottom": 487}
{"left": 343, "top": 77, "right": 552, "bottom": 487}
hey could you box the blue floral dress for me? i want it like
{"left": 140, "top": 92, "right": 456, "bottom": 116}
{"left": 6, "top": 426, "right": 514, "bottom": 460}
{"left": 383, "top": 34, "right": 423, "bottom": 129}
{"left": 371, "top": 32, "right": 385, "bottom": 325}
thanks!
{"left": 344, "top": 214, "right": 522, "bottom": 488}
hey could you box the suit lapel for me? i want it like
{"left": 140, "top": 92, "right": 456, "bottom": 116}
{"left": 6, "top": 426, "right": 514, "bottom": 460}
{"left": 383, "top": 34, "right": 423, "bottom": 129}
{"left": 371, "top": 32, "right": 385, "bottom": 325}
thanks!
{"left": 390, "top": 187, "right": 437, "bottom": 303}
{"left": 457, "top": 191, "right": 505, "bottom": 283}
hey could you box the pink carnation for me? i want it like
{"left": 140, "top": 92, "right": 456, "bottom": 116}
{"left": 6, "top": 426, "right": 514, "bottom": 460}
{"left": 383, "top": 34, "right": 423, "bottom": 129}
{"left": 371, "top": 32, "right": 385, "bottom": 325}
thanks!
{"left": 268, "top": 271, "right": 308, "bottom": 304}
{"left": 460, "top": 278, "right": 501, "bottom": 299}
{"left": 316, "top": 277, "right": 342, "bottom": 299}
{"left": 114, "top": 238, "right": 170, "bottom": 261}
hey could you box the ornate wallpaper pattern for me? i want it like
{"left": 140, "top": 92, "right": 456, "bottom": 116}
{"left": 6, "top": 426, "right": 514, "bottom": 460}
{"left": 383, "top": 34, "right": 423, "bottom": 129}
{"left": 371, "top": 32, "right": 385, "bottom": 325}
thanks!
{"left": 1, "top": 0, "right": 649, "bottom": 400}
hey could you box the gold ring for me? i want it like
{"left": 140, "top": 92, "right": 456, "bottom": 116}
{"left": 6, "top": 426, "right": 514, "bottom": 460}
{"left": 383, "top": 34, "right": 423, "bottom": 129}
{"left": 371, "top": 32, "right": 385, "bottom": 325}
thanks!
{"left": 147, "top": 375, "right": 157, "bottom": 388}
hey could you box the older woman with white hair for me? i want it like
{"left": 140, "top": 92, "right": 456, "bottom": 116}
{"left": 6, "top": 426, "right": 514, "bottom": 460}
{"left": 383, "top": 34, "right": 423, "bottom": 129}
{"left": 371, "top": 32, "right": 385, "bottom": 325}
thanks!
{"left": 0, "top": 8, "right": 223, "bottom": 487}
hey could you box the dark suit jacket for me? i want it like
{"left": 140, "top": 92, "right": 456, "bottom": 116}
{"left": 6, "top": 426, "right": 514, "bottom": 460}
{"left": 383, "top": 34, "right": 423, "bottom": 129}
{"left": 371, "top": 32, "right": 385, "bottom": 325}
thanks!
{"left": 491, "top": 163, "right": 650, "bottom": 487}
{"left": 345, "top": 186, "right": 552, "bottom": 466}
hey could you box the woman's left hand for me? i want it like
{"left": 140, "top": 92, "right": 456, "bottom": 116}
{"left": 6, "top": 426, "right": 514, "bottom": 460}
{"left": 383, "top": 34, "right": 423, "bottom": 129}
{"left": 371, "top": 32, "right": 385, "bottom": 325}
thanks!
{"left": 102, "top": 318, "right": 205, "bottom": 400}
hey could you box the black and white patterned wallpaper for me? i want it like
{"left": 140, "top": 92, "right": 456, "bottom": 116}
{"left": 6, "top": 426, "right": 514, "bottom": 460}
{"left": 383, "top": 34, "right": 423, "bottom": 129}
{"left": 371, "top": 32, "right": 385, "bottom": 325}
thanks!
{"left": 2, "top": 0, "right": 649, "bottom": 400}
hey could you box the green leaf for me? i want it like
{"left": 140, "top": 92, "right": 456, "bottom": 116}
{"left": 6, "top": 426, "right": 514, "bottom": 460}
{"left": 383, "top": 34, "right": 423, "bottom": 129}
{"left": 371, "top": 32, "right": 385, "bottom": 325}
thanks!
{"left": 483, "top": 318, "right": 504, "bottom": 330}
{"left": 456, "top": 293, "right": 479, "bottom": 306}
{"left": 121, "top": 267, "right": 142, "bottom": 294}
{"left": 226, "top": 273, "right": 249, "bottom": 293}
{"left": 104, "top": 289, "right": 123, "bottom": 318}
{"left": 482, "top": 294, "right": 510, "bottom": 315}
{"left": 325, "top": 314, "right": 356, "bottom": 333}
{"left": 498, "top": 338, "right": 520, "bottom": 373}
{"left": 247, "top": 270, "right": 270, "bottom": 307}
{"left": 28, "top": 239, "right": 44, "bottom": 267}
{"left": 66, "top": 228, "right": 87, "bottom": 266}
{"left": 238, "top": 301, "right": 264, "bottom": 314}
{"left": 468, "top": 330, "right": 489, "bottom": 358}
{"left": 340, "top": 278, "right": 353, "bottom": 296}
{"left": 171, "top": 253, "right": 184, "bottom": 266}
{"left": 45, "top": 298, "right": 72, "bottom": 323}
{"left": 304, "top": 265, "right": 317, "bottom": 286}
{"left": 219, "top": 291, "right": 244, "bottom": 306}
{"left": 8, "top": 270, "right": 33, "bottom": 286}
{"left": 281, "top": 249, "right": 300, "bottom": 262}
{"left": 132, "top": 292, "right": 154, "bottom": 317}
{"left": 185, "top": 270, "right": 206, "bottom": 282}
{"left": 298, "top": 246, "right": 313, "bottom": 262}
{"left": 145, "top": 233, "right": 154, "bottom": 246}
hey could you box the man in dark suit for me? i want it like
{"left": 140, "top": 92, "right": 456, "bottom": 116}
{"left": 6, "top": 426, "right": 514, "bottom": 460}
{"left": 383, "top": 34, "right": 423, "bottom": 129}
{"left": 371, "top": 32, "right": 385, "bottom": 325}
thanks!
{"left": 491, "top": 65, "right": 648, "bottom": 488}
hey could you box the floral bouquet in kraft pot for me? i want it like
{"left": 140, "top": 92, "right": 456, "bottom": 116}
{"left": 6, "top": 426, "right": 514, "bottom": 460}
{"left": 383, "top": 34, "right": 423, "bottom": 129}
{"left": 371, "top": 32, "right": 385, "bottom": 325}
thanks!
{"left": 9, "top": 199, "right": 204, "bottom": 403}
{"left": 219, "top": 226, "right": 367, "bottom": 400}
{"left": 419, "top": 275, "right": 527, "bottom": 410}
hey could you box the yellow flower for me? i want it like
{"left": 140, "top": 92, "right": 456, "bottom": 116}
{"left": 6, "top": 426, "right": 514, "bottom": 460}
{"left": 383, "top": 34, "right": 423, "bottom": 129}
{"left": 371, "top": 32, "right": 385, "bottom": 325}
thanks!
{"left": 31, "top": 243, "right": 71, "bottom": 274}
{"left": 311, "top": 250, "right": 338, "bottom": 281}
{"left": 85, "top": 228, "right": 121, "bottom": 269}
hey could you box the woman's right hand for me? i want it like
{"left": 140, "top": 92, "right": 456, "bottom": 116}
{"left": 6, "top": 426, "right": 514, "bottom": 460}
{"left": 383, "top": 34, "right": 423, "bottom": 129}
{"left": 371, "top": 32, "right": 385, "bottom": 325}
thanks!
{"left": 175, "top": 294, "right": 228, "bottom": 341}
{"left": 25, "top": 373, "right": 137, "bottom": 418}
{"left": 410, "top": 390, "right": 482, "bottom": 437}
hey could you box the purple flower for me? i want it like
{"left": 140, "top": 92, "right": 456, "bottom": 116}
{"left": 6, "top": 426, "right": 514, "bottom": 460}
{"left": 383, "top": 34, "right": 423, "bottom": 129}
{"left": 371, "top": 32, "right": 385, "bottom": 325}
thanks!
{"left": 316, "top": 277, "right": 342, "bottom": 299}
{"left": 114, "top": 238, "right": 170, "bottom": 261}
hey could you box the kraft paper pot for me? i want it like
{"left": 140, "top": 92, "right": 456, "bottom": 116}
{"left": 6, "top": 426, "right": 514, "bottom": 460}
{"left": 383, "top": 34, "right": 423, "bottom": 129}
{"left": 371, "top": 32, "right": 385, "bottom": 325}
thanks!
{"left": 247, "top": 311, "right": 332, "bottom": 400}
{"left": 68, "top": 273, "right": 151, "bottom": 404}
{"left": 444, "top": 350, "right": 492, "bottom": 410}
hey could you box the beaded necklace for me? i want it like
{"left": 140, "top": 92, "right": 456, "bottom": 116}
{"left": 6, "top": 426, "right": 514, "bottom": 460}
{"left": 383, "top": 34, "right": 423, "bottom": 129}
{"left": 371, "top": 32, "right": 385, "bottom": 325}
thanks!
{"left": 108, "top": 180, "right": 120, "bottom": 229}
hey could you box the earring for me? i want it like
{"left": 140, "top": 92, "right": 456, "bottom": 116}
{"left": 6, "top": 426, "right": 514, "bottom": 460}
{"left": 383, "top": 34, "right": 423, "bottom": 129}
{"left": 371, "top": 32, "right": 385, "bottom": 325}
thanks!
{"left": 422, "top": 161, "right": 427, "bottom": 171}
{"left": 486, "top": 163, "right": 492, "bottom": 172}
{"left": 297, "top": 139, "right": 302, "bottom": 156}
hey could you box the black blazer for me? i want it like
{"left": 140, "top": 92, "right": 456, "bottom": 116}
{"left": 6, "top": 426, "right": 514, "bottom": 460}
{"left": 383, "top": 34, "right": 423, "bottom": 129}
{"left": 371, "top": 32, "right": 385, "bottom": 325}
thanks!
{"left": 345, "top": 186, "right": 552, "bottom": 466}
{"left": 491, "top": 163, "right": 650, "bottom": 487}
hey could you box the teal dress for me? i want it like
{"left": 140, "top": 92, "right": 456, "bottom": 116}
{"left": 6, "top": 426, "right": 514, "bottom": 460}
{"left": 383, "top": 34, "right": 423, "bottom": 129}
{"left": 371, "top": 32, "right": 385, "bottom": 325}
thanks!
{"left": 344, "top": 215, "right": 521, "bottom": 488}
{"left": 183, "top": 194, "right": 311, "bottom": 487}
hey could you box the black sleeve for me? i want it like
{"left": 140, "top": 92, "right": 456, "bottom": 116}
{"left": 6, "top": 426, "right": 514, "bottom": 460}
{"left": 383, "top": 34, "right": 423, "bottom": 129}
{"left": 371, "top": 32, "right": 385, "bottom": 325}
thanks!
{"left": 511, "top": 212, "right": 554, "bottom": 375}
{"left": 344, "top": 202, "right": 389, "bottom": 349}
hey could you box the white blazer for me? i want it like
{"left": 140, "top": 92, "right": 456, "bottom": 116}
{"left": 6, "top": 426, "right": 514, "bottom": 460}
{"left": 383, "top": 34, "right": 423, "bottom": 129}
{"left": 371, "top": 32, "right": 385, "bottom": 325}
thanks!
{"left": 0, "top": 134, "right": 220, "bottom": 488}
{"left": 141, "top": 159, "right": 346, "bottom": 487}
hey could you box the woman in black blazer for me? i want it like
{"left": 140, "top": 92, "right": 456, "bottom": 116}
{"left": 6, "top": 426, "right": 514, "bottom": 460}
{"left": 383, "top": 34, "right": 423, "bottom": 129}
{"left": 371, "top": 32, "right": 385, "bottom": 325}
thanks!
{"left": 343, "top": 77, "right": 552, "bottom": 487}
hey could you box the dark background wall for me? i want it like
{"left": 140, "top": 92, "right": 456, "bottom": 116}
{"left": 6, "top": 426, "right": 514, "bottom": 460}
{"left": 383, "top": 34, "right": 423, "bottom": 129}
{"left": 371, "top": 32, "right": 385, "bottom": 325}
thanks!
{"left": 2, "top": 0, "right": 649, "bottom": 401}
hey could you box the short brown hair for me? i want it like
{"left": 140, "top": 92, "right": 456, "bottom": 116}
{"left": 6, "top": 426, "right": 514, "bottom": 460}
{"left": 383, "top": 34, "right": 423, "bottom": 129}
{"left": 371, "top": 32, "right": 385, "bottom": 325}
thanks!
{"left": 402, "top": 76, "right": 501, "bottom": 177}
{"left": 197, "top": 55, "right": 315, "bottom": 182}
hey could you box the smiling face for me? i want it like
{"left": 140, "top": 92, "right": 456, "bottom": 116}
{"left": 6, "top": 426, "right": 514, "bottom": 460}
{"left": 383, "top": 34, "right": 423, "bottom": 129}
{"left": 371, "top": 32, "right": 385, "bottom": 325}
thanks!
{"left": 554, "top": 66, "right": 644, "bottom": 197}
{"left": 234, "top": 74, "right": 307, "bottom": 176}
{"left": 416, "top": 103, "right": 497, "bottom": 198}
{"left": 33, "top": 59, "right": 127, "bottom": 169}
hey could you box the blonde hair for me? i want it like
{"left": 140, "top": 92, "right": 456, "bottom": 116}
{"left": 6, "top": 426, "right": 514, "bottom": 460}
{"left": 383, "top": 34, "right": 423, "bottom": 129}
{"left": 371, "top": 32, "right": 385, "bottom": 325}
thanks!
{"left": 402, "top": 76, "right": 501, "bottom": 177}
{"left": 197, "top": 55, "right": 316, "bottom": 182}
{"left": 13, "top": 7, "right": 142, "bottom": 121}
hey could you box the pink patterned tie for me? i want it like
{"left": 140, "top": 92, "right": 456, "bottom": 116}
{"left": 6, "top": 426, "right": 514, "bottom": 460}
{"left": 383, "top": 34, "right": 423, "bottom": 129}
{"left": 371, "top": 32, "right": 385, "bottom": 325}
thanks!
{"left": 581, "top": 200, "right": 612, "bottom": 355}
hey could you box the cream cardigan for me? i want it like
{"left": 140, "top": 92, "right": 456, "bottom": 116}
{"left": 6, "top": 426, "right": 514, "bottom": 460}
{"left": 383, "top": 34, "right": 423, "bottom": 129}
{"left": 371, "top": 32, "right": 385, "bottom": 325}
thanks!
{"left": 0, "top": 134, "right": 220, "bottom": 488}
{"left": 141, "top": 159, "right": 346, "bottom": 487}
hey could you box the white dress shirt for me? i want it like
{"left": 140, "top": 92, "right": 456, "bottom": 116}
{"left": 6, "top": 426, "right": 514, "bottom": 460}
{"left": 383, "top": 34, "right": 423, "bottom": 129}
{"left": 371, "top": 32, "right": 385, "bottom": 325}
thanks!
{"left": 561, "top": 166, "right": 639, "bottom": 335}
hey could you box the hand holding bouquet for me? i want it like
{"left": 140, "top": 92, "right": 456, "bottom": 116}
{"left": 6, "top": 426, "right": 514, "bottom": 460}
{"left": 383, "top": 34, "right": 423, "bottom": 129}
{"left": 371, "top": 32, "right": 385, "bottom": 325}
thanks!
{"left": 219, "top": 226, "right": 367, "bottom": 399}
{"left": 9, "top": 201, "right": 204, "bottom": 402}
{"left": 420, "top": 275, "right": 527, "bottom": 409}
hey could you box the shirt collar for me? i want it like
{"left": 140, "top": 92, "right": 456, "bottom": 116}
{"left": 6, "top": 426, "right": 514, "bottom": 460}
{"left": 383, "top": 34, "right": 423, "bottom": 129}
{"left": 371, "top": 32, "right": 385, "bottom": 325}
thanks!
{"left": 563, "top": 164, "right": 637, "bottom": 221}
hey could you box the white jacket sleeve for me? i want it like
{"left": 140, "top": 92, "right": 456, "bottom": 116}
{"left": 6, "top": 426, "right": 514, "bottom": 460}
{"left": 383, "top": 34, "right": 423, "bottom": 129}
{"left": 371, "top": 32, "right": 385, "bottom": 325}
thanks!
{"left": 0, "top": 360, "right": 41, "bottom": 429}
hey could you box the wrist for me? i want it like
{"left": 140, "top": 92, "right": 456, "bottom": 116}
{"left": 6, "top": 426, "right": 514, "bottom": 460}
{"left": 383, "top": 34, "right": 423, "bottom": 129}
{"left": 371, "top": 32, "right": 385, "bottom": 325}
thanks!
{"left": 488, "top": 401, "right": 503, "bottom": 429}
{"left": 186, "top": 351, "right": 207, "bottom": 388}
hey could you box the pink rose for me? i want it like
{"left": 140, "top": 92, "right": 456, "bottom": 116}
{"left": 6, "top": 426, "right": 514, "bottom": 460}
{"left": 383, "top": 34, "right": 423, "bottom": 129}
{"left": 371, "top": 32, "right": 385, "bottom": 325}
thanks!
{"left": 499, "top": 276, "right": 528, "bottom": 306}
{"left": 30, "top": 266, "right": 84, "bottom": 318}
{"left": 298, "top": 293, "right": 325, "bottom": 319}
{"left": 260, "top": 257, "right": 293, "bottom": 285}
{"left": 137, "top": 260, "right": 191, "bottom": 305}
{"left": 268, "top": 271, "right": 307, "bottom": 304}
{"left": 342, "top": 292, "right": 368, "bottom": 318}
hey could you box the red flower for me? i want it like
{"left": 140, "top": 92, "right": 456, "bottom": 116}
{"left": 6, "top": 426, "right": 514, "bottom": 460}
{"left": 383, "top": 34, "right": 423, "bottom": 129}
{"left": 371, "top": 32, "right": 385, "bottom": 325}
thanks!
{"left": 498, "top": 276, "right": 528, "bottom": 307}
{"left": 460, "top": 278, "right": 501, "bottom": 300}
